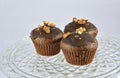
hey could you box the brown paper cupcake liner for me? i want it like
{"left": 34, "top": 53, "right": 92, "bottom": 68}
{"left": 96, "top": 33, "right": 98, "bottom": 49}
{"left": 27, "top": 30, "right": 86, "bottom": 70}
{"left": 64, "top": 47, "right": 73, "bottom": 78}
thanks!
{"left": 61, "top": 40, "right": 98, "bottom": 65}
{"left": 32, "top": 40, "right": 60, "bottom": 56}
{"left": 62, "top": 47, "right": 97, "bottom": 65}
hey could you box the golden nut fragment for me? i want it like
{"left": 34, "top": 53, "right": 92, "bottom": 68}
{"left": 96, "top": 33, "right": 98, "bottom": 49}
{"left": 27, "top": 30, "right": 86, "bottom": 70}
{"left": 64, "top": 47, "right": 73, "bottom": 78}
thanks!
{"left": 83, "top": 28, "right": 86, "bottom": 31}
{"left": 78, "top": 19, "right": 88, "bottom": 24}
{"left": 63, "top": 32, "right": 71, "bottom": 38}
{"left": 40, "top": 22, "right": 45, "bottom": 26}
{"left": 48, "top": 22, "right": 56, "bottom": 27}
{"left": 77, "top": 31, "right": 82, "bottom": 34}
{"left": 43, "top": 26, "right": 50, "bottom": 33}
{"left": 76, "top": 27, "right": 86, "bottom": 34}
{"left": 73, "top": 17, "right": 78, "bottom": 23}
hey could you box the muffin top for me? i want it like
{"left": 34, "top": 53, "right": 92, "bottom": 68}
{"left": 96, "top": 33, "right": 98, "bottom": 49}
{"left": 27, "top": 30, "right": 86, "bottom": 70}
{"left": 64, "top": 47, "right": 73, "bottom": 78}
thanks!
{"left": 30, "top": 21, "right": 63, "bottom": 41}
{"left": 62, "top": 27, "right": 96, "bottom": 47}
{"left": 64, "top": 17, "right": 98, "bottom": 33}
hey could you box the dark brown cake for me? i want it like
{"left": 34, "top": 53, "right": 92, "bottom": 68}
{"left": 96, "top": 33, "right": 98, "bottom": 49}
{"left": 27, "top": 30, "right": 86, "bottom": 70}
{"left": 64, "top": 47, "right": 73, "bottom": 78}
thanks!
{"left": 61, "top": 27, "right": 98, "bottom": 65}
{"left": 64, "top": 17, "right": 98, "bottom": 37}
{"left": 30, "top": 21, "right": 63, "bottom": 56}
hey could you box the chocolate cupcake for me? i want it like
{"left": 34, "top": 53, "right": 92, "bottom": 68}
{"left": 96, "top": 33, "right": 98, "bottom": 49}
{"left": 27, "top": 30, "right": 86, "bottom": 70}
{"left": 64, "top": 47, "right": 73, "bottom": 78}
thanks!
{"left": 30, "top": 21, "right": 63, "bottom": 56}
{"left": 64, "top": 17, "right": 98, "bottom": 37}
{"left": 61, "top": 27, "right": 98, "bottom": 65}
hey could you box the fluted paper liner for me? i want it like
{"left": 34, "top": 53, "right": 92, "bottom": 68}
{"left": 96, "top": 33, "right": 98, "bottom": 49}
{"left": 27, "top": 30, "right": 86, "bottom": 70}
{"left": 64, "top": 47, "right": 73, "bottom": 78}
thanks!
{"left": 61, "top": 39, "right": 98, "bottom": 65}
{"left": 32, "top": 40, "right": 60, "bottom": 56}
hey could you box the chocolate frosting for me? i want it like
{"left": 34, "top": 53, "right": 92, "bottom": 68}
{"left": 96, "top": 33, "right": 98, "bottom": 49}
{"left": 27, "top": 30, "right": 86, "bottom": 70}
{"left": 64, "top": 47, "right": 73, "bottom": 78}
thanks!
{"left": 64, "top": 22, "right": 97, "bottom": 33}
{"left": 30, "top": 27, "right": 63, "bottom": 42}
{"left": 62, "top": 32, "right": 95, "bottom": 47}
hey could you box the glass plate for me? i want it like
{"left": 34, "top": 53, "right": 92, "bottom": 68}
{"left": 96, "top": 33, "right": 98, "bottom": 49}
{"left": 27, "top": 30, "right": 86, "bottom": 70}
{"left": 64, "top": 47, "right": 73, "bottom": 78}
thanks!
{"left": 0, "top": 36, "right": 120, "bottom": 78}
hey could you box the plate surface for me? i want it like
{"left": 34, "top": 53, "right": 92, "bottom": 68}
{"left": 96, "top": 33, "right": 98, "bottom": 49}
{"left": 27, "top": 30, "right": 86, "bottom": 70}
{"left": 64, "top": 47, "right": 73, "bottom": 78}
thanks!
{"left": 0, "top": 36, "right": 120, "bottom": 78}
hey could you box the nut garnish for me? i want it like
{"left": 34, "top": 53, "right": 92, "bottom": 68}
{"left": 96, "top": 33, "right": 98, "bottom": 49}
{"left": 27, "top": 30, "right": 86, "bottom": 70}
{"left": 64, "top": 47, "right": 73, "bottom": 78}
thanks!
{"left": 63, "top": 32, "right": 71, "bottom": 38}
{"left": 76, "top": 27, "right": 86, "bottom": 34}
{"left": 73, "top": 17, "right": 78, "bottom": 23}
{"left": 43, "top": 26, "right": 50, "bottom": 33}
{"left": 43, "top": 21, "right": 48, "bottom": 25}
{"left": 72, "top": 17, "right": 88, "bottom": 24}
{"left": 40, "top": 22, "right": 45, "bottom": 26}
{"left": 37, "top": 21, "right": 56, "bottom": 34}
{"left": 48, "top": 22, "right": 56, "bottom": 27}
{"left": 78, "top": 19, "right": 88, "bottom": 24}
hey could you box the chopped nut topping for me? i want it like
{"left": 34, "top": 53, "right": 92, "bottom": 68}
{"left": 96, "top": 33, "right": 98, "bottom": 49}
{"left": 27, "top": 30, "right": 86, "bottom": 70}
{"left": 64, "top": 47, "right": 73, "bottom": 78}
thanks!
{"left": 76, "top": 27, "right": 86, "bottom": 34}
{"left": 63, "top": 32, "right": 71, "bottom": 38}
{"left": 73, "top": 17, "right": 78, "bottom": 23}
{"left": 83, "top": 27, "right": 86, "bottom": 31}
{"left": 43, "top": 21, "right": 48, "bottom": 25}
{"left": 72, "top": 17, "right": 88, "bottom": 25}
{"left": 43, "top": 26, "right": 50, "bottom": 33}
{"left": 37, "top": 21, "right": 56, "bottom": 34}
{"left": 78, "top": 19, "right": 88, "bottom": 24}
{"left": 40, "top": 22, "right": 45, "bottom": 26}
{"left": 48, "top": 22, "right": 56, "bottom": 27}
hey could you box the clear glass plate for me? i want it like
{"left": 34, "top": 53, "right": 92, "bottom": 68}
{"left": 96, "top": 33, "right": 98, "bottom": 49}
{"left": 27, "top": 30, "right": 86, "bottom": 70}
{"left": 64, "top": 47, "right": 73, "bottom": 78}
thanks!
{"left": 0, "top": 36, "right": 120, "bottom": 78}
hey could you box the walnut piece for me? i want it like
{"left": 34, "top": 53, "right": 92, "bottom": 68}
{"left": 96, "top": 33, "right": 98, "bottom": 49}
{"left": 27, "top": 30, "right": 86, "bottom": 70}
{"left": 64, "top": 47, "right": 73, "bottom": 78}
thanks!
{"left": 40, "top": 22, "right": 44, "bottom": 26}
{"left": 73, "top": 17, "right": 78, "bottom": 23}
{"left": 43, "top": 26, "right": 50, "bottom": 33}
{"left": 38, "top": 21, "right": 57, "bottom": 34}
{"left": 63, "top": 32, "right": 71, "bottom": 38}
{"left": 48, "top": 22, "right": 56, "bottom": 27}
{"left": 76, "top": 27, "right": 86, "bottom": 34}
{"left": 43, "top": 21, "right": 48, "bottom": 25}
{"left": 78, "top": 19, "right": 88, "bottom": 24}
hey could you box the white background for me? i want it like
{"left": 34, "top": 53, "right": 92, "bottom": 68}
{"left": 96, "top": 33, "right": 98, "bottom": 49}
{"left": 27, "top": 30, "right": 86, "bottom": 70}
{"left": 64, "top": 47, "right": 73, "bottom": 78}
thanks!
{"left": 0, "top": 0, "right": 120, "bottom": 78}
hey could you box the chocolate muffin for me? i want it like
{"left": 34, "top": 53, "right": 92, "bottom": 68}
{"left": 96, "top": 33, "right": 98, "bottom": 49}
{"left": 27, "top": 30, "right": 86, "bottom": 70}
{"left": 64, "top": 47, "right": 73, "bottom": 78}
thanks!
{"left": 30, "top": 21, "right": 63, "bottom": 56}
{"left": 64, "top": 17, "right": 98, "bottom": 37}
{"left": 61, "top": 27, "right": 98, "bottom": 65}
